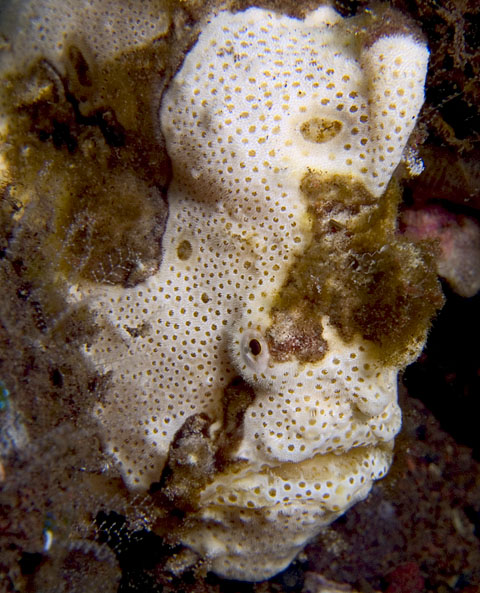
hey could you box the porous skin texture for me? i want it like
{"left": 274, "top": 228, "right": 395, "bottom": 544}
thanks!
{"left": 67, "top": 6, "right": 442, "bottom": 580}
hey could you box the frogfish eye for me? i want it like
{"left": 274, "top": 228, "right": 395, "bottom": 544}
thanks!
{"left": 248, "top": 338, "right": 262, "bottom": 356}
{"left": 241, "top": 330, "right": 269, "bottom": 373}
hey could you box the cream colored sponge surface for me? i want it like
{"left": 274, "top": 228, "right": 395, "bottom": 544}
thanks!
{"left": 162, "top": 6, "right": 428, "bottom": 200}
{"left": 73, "top": 5, "right": 430, "bottom": 581}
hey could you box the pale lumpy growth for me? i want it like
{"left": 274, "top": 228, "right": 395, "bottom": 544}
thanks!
{"left": 232, "top": 322, "right": 401, "bottom": 466}
{"left": 0, "top": 0, "right": 170, "bottom": 70}
{"left": 74, "top": 5, "right": 431, "bottom": 581}
{"left": 183, "top": 444, "right": 393, "bottom": 579}
{"left": 162, "top": 7, "right": 428, "bottom": 200}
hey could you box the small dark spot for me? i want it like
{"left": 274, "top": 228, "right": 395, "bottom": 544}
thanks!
{"left": 423, "top": 452, "right": 439, "bottom": 464}
{"left": 415, "top": 424, "right": 427, "bottom": 441}
{"left": 52, "top": 120, "right": 78, "bottom": 153}
{"left": 68, "top": 45, "right": 92, "bottom": 87}
{"left": 31, "top": 300, "right": 47, "bottom": 333}
{"left": 96, "top": 110, "right": 126, "bottom": 147}
{"left": 464, "top": 506, "right": 480, "bottom": 538}
{"left": 333, "top": 0, "right": 359, "bottom": 17}
{"left": 50, "top": 368, "right": 63, "bottom": 388}
{"left": 124, "top": 322, "right": 150, "bottom": 338}
{"left": 12, "top": 259, "right": 26, "bottom": 276}
{"left": 169, "top": 507, "right": 186, "bottom": 520}
{"left": 17, "top": 284, "right": 31, "bottom": 300}
{"left": 207, "top": 572, "right": 255, "bottom": 593}
{"left": 177, "top": 240, "right": 192, "bottom": 261}
{"left": 249, "top": 338, "right": 262, "bottom": 356}
{"left": 147, "top": 480, "right": 163, "bottom": 495}
{"left": 87, "top": 377, "right": 99, "bottom": 393}
{"left": 19, "top": 552, "right": 44, "bottom": 575}
{"left": 38, "top": 129, "right": 50, "bottom": 142}
{"left": 96, "top": 510, "right": 170, "bottom": 569}
{"left": 328, "top": 219, "right": 344, "bottom": 232}
{"left": 274, "top": 561, "right": 305, "bottom": 592}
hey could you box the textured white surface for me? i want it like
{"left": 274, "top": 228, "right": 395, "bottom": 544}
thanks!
{"left": 0, "top": 0, "right": 170, "bottom": 72}
{"left": 162, "top": 9, "right": 428, "bottom": 199}
{"left": 71, "top": 5, "right": 429, "bottom": 580}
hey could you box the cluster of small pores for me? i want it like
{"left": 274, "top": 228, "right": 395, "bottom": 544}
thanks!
{"left": 0, "top": 0, "right": 171, "bottom": 70}
{"left": 164, "top": 7, "right": 428, "bottom": 201}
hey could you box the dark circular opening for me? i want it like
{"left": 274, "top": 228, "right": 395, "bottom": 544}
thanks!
{"left": 177, "top": 239, "right": 192, "bottom": 261}
{"left": 249, "top": 338, "right": 262, "bottom": 356}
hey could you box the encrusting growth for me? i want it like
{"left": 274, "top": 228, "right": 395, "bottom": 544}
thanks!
{"left": 70, "top": 5, "right": 442, "bottom": 581}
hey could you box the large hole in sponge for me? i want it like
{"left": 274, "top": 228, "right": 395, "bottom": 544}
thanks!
{"left": 177, "top": 239, "right": 192, "bottom": 261}
{"left": 300, "top": 118, "right": 342, "bottom": 144}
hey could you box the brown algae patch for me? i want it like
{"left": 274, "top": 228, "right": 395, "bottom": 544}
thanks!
{"left": 0, "top": 37, "right": 177, "bottom": 292}
{"left": 270, "top": 171, "right": 444, "bottom": 366}
{"left": 300, "top": 118, "right": 343, "bottom": 144}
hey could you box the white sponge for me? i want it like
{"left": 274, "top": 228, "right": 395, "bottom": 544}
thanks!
{"left": 71, "top": 5, "right": 430, "bottom": 580}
